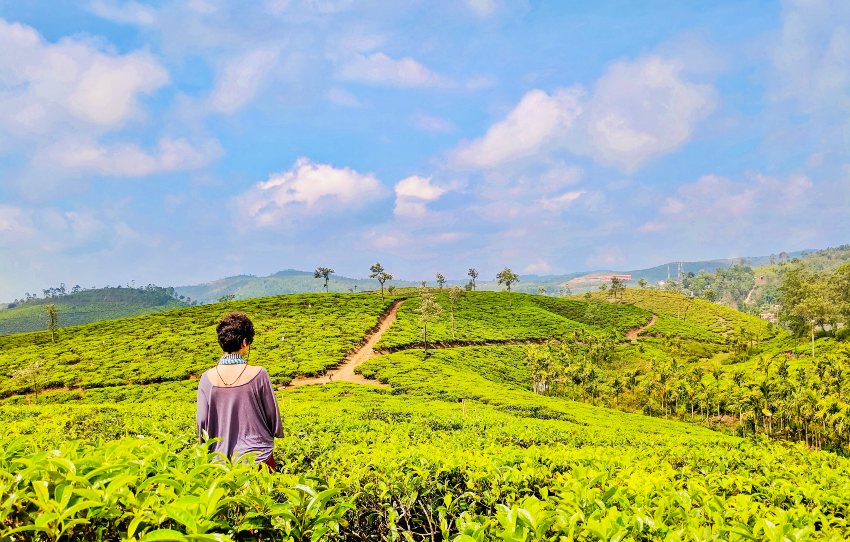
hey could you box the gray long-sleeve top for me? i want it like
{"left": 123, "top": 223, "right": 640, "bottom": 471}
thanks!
{"left": 196, "top": 367, "right": 283, "bottom": 463}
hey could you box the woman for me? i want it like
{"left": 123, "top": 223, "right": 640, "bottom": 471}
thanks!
{"left": 196, "top": 311, "right": 283, "bottom": 470}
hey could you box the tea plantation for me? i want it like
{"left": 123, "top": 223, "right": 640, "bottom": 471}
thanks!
{"left": 2, "top": 290, "right": 849, "bottom": 541}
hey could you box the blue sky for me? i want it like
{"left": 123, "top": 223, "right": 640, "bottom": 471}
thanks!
{"left": 1, "top": 0, "right": 849, "bottom": 300}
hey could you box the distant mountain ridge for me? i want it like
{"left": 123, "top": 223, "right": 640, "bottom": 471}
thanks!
{"left": 174, "top": 249, "right": 818, "bottom": 302}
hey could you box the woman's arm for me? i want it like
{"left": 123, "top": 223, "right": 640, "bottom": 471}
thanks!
{"left": 260, "top": 369, "right": 284, "bottom": 438}
{"left": 196, "top": 377, "right": 209, "bottom": 442}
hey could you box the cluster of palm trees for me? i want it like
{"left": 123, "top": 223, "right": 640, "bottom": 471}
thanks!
{"left": 529, "top": 340, "right": 850, "bottom": 452}
{"left": 526, "top": 331, "right": 618, "bottom": 400}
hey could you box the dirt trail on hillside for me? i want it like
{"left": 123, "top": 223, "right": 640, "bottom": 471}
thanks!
{"left": 285, "top": 300, "right": 402, "bottom": 389}
{"left": 626, "top": 315, "right": 657, "bottom": 341}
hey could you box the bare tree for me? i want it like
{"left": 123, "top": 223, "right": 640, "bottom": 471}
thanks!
{"left": 435, "top": 273, "right": 447, "bottom": 289}
{"left": 45, "top": 304, "right": 58, "bottom": 343}
{"left": 313, "top": 267, "right": 335, "bottom": 293}
{"left": 467, "top": 268, "right": 478, "bottom": 291}
{"left": 369, "top": 262, "right": 393, "bottom": 302}
{"left": 14, "top": 359, "right": 46, "bottom": 403}
{"left": 416, "top": 286, "right": 443, "bottom": 355}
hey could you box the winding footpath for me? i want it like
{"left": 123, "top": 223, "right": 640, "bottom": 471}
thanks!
{"left": 284, "top": 300, "right": 403, "bottom": 388}
{"left": 286, "top": 303, "right": 659, "bottom": 389}
{"left": 626, "top": 314, "right": 658, "bottom": 341}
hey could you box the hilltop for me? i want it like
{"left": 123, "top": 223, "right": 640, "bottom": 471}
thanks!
{"left": 172, "top": 246, "right": 844, "bottom": 303}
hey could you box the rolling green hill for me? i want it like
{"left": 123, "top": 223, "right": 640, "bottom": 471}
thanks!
{"left": 0, "top": 286, "right": 188, "bottom": 336}
{"left": 2, "top": 288, "right": 849, "bottom": 540}
{"left": 174, "top": 269, "right": 419, "bottom": 302}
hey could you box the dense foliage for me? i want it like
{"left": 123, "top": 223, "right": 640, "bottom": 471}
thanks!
{"left": 778, "top": 261, "right": 850, "bottom": 339}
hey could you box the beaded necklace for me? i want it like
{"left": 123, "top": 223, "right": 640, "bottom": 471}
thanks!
{"left": 219, "top": 353, "right": 246, "bottom": 365}
{"left": 216, "top": 353, "right": 249, "bottom": 387}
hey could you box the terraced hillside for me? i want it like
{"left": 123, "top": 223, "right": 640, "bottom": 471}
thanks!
{"left": 0, "top": 293, "right": 393, "bottom": 396}
{"left": 0, "top": 287, "right": 188, "bottom": 336}
{"left": 2, "top": 289, "right": 849, "bottom": 540}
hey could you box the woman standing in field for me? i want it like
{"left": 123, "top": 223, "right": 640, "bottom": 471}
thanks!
{"left": 196, "top": 311, "right": 283, "bottom": 470}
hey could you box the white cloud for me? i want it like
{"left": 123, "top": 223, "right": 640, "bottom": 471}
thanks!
{"left": 465, "top": 0, "right": 498, "bottom": 17}
{"left": 339, "top": 52, "right": 450, "bottom": 88}
{"left": 209, "top": 49, "right": 280, "bottom": 113}
{"left": 580, "top": 56, "right": 715, "bottom": 171}
{"left": 37, "top": 137, "right": 222, "bottom": 177}
{"left": 586, "top": 245, "right": 626, "bottom": 268}
{"left": 327, "top": 88, "right": 364, "bottom": 107}
{"left": 236, "top": 158, "right": 388, "bottom": 226}
{"left": 0, "top": 205, "right": 143, "bottom": 254}
{"left": 87, "top": 1, "right": 157, "bottom": 25}
{"left": 0, "top": 18, "right": 168, "bottom": 135}
{"left": 0, "top": 205, "right": 34, "bottom": 237}
{"left": 365, "top": 229, "right": 466, "bottom": 251}
{"left": 654, "top": 172, "right": 814, "bottom": 234}
{"left": 523, "top": 259, "right": 552, "bottom": 274}
{"left": 772, "top": 0, "right": 850, "bottom": 112}
{"left": 638, "top": 220, "right": 667, "bottom": 233}
{"left": 537, "top": 191, "right": 583, "bottom": 212}
{"left": 539, "top": 164, "right": 582, "bottom": 191}
{"left": 452, "top": 89, "right": 583, "bottom": 169}
{"left": 410, "top": 112, "right": 455, "bottom": 132}
{"left": 393, "top": 176, "right": 449, "bottom": 218}
{"left": 451, "top": 56, "right": 715, "bottom": 172}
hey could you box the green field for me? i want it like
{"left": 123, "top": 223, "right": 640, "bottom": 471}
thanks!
{"left": 2, "top": 289, "right": 850, "bottom": 540}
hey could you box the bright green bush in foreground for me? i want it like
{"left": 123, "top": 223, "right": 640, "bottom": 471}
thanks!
{"left": 0, "top": 436, "right": 349, "bottom": 541}
{"left": 2, "top": 385, "right": 850, "bottom": 540}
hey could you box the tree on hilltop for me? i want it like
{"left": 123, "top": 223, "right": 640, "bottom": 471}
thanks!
{"left": 435, "top": 273, "right": 446, "bottom": 289}
{"left": 314, "top": 267, "right": 335, "bottom": 293}
{"left": 467, "top": 268, "right": 478, "bottom": 290}
{"left": 496, "top": 268, "right": 519, "bottom": 292}
{"left": 637, "top": 278, "right": 647, "bottom": 289}
{"left": 369, "top": 262, "right": 393, "bottom": 302}
{"left": 610, "top": 276, "right": 625, "bottom": 300}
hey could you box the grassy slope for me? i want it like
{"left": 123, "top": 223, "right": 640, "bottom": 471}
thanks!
{"left": 0, "top": 288, "right": 188, "bottom": 335}
{"left": 377, "top": 291, "right": 650, "bottom": 349}
{"left": 588, "top": 289, "right": 777, "bottom": 342}
{"left": 0, "top": 293, "right": 394, "bottom": 396}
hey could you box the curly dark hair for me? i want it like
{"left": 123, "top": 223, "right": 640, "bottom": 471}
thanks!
{"left": 216, "top": 311, "right": 255, "bottom": 352}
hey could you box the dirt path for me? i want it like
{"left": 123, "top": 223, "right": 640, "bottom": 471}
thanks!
{"left": 626, "top": 314, "right": 657, "bottom": 341}
{"left": 285, "top": 300, "right": 403, "bottom": 389}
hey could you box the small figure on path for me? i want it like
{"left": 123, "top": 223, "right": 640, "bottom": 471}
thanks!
{"left": 196, "top": 311, "right": 283, "bottom": 470}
